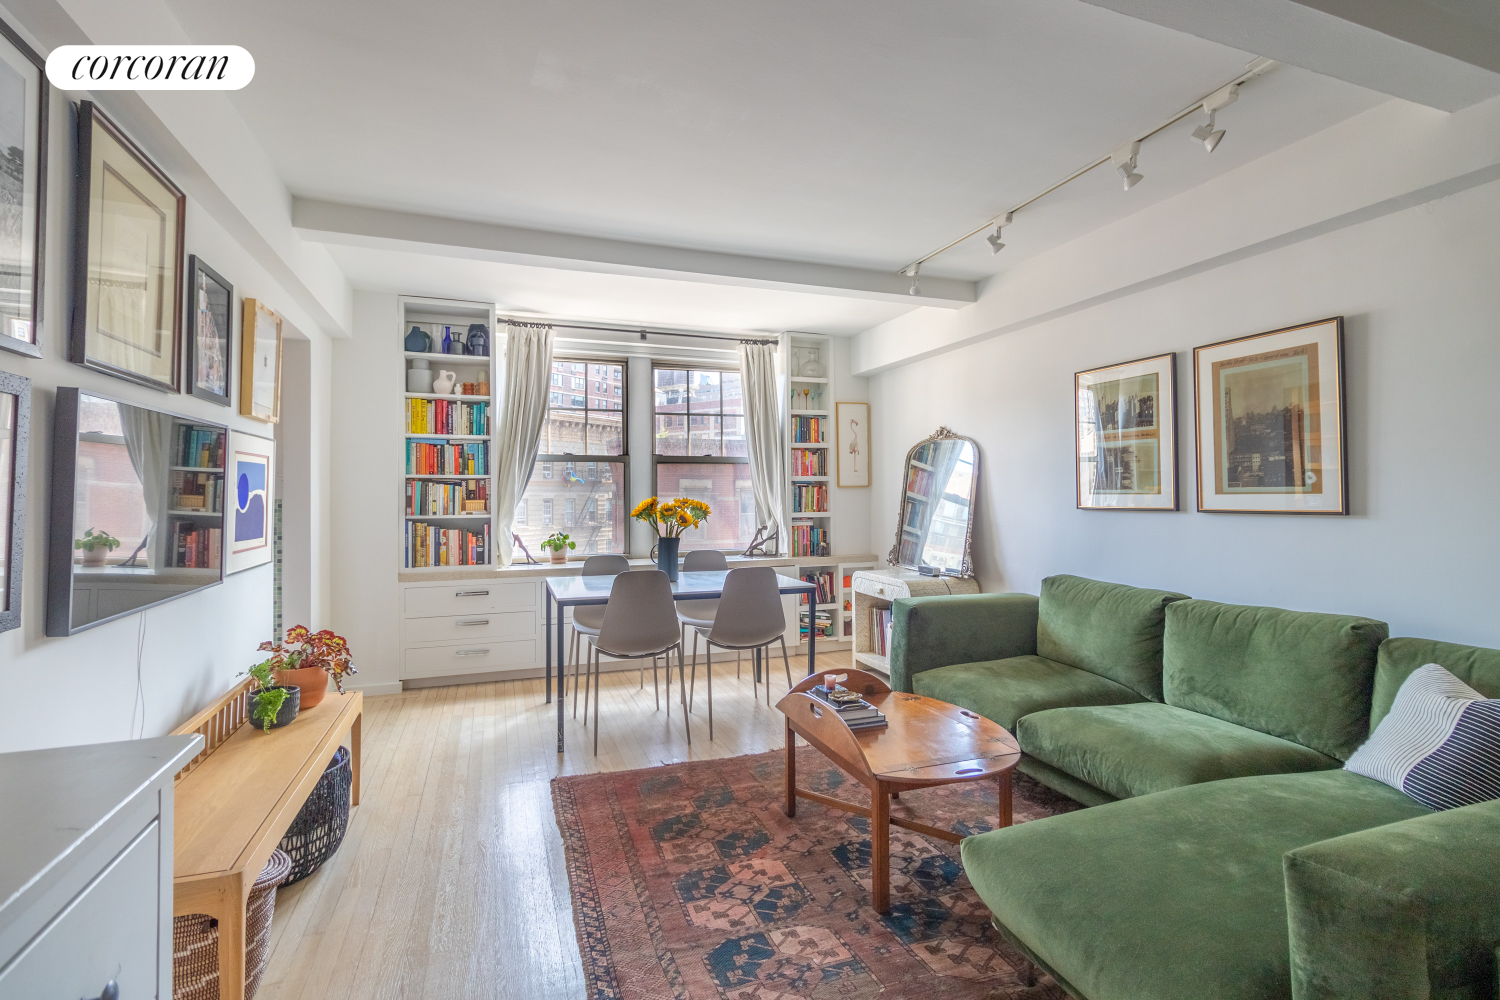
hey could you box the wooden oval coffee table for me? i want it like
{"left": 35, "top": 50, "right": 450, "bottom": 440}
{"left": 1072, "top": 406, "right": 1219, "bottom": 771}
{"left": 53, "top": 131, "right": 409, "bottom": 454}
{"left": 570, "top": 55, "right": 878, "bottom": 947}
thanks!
{"left": 776, "top": 669, "right": 1021, "bottom": 913}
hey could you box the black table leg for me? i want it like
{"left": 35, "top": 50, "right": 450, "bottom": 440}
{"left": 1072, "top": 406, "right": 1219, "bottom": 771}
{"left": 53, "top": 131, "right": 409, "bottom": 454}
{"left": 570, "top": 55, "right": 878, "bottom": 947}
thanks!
{"left": 545, "top": 590, "right": 553, "bottom": 705}
{"left": 556, "top": 599, "right": 566, "bottom": 753}
{"left": 807, "top": 609, "right": 816, "bottom": 677}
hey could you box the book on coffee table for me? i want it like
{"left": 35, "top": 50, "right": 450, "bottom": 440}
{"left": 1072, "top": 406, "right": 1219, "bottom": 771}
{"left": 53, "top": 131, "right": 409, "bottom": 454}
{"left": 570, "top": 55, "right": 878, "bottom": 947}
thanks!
{"left": 811, "top": 686, "right": 887, "bottom": 729}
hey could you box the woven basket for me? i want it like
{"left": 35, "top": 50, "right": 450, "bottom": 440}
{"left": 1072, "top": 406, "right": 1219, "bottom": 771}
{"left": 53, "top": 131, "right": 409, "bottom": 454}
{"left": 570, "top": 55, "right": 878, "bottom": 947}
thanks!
{"left": 277, "top": 745, "right": 353, "bottom": 886}
{"left": 172, "top": 848, "right": 292, "bottom": 1000}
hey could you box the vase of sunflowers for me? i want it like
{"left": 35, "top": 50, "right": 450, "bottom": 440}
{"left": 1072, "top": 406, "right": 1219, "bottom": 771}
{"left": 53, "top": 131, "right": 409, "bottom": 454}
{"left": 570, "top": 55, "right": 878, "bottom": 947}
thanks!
{"left": 631, "top": 496, "right": 711, "bottom": 582}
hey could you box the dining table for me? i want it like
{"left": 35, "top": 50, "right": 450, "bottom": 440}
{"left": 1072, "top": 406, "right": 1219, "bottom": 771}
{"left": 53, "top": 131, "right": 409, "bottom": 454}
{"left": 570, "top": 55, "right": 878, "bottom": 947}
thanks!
{"left": 544, "top": 570, "right": 820, "bottom": 752}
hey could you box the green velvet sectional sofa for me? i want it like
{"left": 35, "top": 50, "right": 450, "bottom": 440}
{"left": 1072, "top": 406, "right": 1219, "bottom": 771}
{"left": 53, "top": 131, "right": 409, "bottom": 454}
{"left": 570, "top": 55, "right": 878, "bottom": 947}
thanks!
{"left": 888, "top": 575, "right": 1500, "bottom": 1000}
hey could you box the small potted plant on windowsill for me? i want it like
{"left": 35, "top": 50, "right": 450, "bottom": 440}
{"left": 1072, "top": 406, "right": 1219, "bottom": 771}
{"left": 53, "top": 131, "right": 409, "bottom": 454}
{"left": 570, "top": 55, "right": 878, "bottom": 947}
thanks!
{"left": 75, "top": 528, "right": 121, "bottom": 568}
{"left": 255, "top": 626, "right": 357, "bottom": 711}
{"left": 541, "top": 531, "right": 576, "bottom": 564}
{"left": 244, "top": 659, "right": 300, "bottom": 733}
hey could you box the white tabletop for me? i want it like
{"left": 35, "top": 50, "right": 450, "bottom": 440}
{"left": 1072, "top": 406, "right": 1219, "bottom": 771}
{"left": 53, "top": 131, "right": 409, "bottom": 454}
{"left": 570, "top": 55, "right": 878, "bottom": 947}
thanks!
{"left": 545, "top": 569, "right": 815, "bottom": 604}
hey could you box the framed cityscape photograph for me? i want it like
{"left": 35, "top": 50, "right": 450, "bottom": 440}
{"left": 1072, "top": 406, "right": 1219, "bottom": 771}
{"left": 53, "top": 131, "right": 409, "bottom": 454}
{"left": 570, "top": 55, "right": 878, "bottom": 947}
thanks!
{"left": 1193, "top": 317, "right": 1347, "bottom": 514}
{"left": 1075, "top": 352, "right": 1177, "bottom": 510}
{"left": 186, "top": 255, "right": 233, "bottom": 406}
{"left": 239, "top": 297, "right": 282, "bottom": 423}
{"left": 0, "top": 18, "right": 47, "bottom": 360}
{"left": 1, "top": 369, "right": 29, "bottom": 633}
{"left": 70, "top": 101, "right": 186, "bottom": 392}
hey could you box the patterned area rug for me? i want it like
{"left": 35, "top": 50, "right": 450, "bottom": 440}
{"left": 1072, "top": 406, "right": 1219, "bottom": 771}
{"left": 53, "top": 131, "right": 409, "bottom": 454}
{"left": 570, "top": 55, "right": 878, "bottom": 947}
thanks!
{"left": 552, "top": 746, "right": 1081, "bottom": 999}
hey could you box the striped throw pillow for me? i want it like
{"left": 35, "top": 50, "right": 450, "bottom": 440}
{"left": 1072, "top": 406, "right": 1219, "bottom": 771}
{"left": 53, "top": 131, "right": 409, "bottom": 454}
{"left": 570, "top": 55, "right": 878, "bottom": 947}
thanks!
{"left": 1345, "top": 663, "right": 1500, "bottom": 810}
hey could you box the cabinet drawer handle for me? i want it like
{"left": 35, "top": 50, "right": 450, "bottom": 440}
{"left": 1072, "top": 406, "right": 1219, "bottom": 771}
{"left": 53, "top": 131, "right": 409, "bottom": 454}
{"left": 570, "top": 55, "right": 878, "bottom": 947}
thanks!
{"left": 455, "top": 648, "right": 491, "bottom": 656}
{"left": 457, "top": 619, "right": 490, "bottom": 626}
{"left": 455, "top": 590, "right": 490, "bottom": 597}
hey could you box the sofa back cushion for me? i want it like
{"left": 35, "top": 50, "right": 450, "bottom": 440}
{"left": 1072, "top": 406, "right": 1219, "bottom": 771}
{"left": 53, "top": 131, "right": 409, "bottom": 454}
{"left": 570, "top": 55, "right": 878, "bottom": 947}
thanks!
{"left": 1036, "top": 575, "right": 1190, "bottom": 701}
{"left": 1370, "top": 637, "right": 1500, "bottom": 730}
{"left": 1163, "top": 600, "right": 1387, "bottom": 760}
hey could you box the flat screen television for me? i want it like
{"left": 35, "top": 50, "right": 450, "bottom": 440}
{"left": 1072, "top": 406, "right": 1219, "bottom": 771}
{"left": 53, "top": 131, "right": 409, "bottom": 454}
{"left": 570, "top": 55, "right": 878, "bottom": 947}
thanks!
{"left": 47, "top": 388, "right": 228, "bottom": 635}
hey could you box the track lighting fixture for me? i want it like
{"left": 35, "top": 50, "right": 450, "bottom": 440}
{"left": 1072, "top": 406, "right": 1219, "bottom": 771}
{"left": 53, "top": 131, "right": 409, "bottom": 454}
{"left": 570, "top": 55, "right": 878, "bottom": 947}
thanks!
{"left": 1111, "top": 141, "right": 1143, "bottom": 191}
{"left": 902, "top": 262, "right": 921, "bottom": 295}
{"left": 986, "top": 211, "right": 1014, "bottom": 254}
{"left": 1192, "top": 83, "right": 1239, "bottom": 153}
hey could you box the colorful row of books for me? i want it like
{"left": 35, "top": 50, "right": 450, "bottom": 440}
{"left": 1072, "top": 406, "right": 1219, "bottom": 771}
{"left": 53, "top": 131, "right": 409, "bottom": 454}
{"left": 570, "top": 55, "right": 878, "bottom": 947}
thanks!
{"left": 406, "top": 398, "right": 489, "bottom": 436}
{"left": 405, "top": 479, "right": 489, "bottom": 516}
{"left": 789, "top": 522, "right": 830, "bottom": 557}
{"left": 792, "top": 448, "right": 827, "bottom": 477}
{"left": 871, "top": 606, "right": 895, "bottom": 656}
{"left": 177, "top": 425, "right": 224, "bottom": 469}
{"left": 406, "top": 521, "right": 490, "bottom": 567}
{"left": 799, "top": 569, "right": 836, "bottom": 605}
{"left": 791, "top": 483, "right": 829, "bottom": 513}
{"left": 170, "top": 470, "right": 223, "bottom": 513}
{"left": 406, "top": 440, "right": 490, "bottom": 476}
{"left": 172, "top": 523, "right": 221, "bottom": 569}
{"left": 896, "top": 536, "right": 919, "bottom": 565}
{"left": 905, "top": 466, "right": 934, "bottom": 496}
{"left": 791, "top": 416, "right": 826, "bottom": 444}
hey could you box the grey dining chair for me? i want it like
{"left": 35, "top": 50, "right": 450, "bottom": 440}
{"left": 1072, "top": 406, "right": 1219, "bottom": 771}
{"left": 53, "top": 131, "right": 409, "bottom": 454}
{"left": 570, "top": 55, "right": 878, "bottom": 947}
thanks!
{"left": 588, "top": 569, "right": 689, "bottom": 754}
{"left": 676, "top": 549, "right": 743, "bottom": 691}
{"left": 570, "top": 554, "right": 630, "bottom": 719}
{"left": 680, "top": 566, "right": 794, "bottom": 740}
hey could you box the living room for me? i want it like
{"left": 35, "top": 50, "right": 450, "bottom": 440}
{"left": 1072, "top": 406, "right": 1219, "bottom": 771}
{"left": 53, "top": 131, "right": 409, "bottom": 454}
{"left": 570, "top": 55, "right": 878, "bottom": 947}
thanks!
{"left": 0, "top": 2, "right": 1496, "bottom": 999}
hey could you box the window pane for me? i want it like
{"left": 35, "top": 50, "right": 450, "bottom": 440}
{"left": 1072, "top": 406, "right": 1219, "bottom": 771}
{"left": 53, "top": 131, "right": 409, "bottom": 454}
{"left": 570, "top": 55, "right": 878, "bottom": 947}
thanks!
{"left": 592, "top": 363, "right": 624, "bottom": 411}
{"left": 723, "top": 415, "right": 747, "bottom": 458}
{"left": 688, "top": 415, "right": 722, "bottom": 456}
{"left": 541, "top": 409, "right": 586, "bottom": 454}
{"left": 722, "top": 371, "right": 743, "bottom": 415}
{"left": 654, "top": 368, "right": 687, "bottom": 412}
{"left": 655, "top": 414, "right": 686, "bottom": 455}
{"left": 587, "top": 410, "right": 623, "bottom": 456}
{"left": 689, "top": 370, "right": 721, "bottom": 413}
{"left": 517, "top": 460, "right": 626, "bottom": 555}
{"left": 655, "top": 463, "right": 758, "bottom": 551}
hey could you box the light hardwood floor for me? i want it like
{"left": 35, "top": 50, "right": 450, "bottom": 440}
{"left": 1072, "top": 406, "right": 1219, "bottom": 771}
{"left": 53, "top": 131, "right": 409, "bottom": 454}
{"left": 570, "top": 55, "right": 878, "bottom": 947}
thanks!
{"left": 257, "top": 655, "right": 812, "bottom": 1000}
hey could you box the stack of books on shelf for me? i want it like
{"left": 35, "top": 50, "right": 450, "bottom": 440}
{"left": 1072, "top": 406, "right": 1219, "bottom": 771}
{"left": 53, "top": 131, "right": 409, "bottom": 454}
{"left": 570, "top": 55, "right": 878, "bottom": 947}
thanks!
{"left": 811, "top": 685, "right": 887, "bottom": 731}
{"left": 177, "top": 426, "right": 224, "bottom": 468}
{"left": 172, "top": 524, "right": 221, "bottom": 569}
{"left": 799, "top": 609, "right": 834, "bottom": 640}
{"left": 791, "top": 416, "right": 825, "bottom": 444}
{"left": 789, "top": 522, "right": 830, "bottom": 557}
{"left": 871, "top": 606, "right": 895, "bottom": 656}
{"left": 800, "top": 569, "right": 835, "bottom": 604}
{"left": 905, "top": 466, "right": 934, "bottom": 496}
{"left": 406, "top": 521, "right": 490, "bottom": 567}
{"left": 792, "top": 448, "right": 828, "bottom": 476}
{"left": 406, "top": 398, "right": 489, "bottom": 435}
{"left": 171, "top": 470, "right": 222, "bottom": 512}
{"left": 406, "top": 480, "right": 489, "bottom": 516}
{"left": 791, "top": 482, "right": 828, "bottom": 512}
{"left": 407, "top": 439, "right": 490, "bottom": 475}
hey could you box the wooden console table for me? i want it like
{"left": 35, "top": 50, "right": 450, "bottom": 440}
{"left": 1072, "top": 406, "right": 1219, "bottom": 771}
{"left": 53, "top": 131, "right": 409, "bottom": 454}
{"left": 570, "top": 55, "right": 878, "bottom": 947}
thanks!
{"left": 172, "top": 681, "right": 362, "bottom": 1000}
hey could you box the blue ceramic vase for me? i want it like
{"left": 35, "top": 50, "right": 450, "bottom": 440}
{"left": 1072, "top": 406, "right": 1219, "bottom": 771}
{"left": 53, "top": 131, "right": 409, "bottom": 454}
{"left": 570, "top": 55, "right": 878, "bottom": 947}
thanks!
{"left": 656, "top": 536, "right": 680, "bottom": 582}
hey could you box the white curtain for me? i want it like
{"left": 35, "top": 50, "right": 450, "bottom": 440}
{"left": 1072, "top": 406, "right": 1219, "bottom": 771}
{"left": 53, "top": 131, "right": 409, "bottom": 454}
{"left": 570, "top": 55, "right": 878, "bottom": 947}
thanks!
{"left": 121, "top": 405, "right": 171, "bottom": 569}
{"left": 738, "top": 342, "right": 788, "bottom": 553}
{"left": 493, "top": 322, "right": 555, "bottom": 566}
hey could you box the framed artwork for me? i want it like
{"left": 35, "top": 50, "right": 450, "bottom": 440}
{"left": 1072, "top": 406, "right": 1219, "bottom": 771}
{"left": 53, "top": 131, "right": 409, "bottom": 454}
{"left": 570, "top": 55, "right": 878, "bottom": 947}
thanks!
{"left": 70, "top": 101, "right": 185, "bottom": 392}
{"left": 225, "top": 429, "right": 274, "bottom": 574}
{"left": 836, "top": 401, "right": 870, "bottom": 487}
{"left": 0, "top": 19, "right": 47, "bottom": 360}
{"left": 0, "top": 370, "right": 28, "bottom": 632}
{"left": 1075, "top": 353, "right": 1178, "bottom": 510}
{"left": 1194, "top": 317, "right": 1347, "bottom": 514}
{"left": 186, "top": 255, "right": 233, "bottom": 406}
{"left": 239, "top": 297, "right": 282, "bottom": 423}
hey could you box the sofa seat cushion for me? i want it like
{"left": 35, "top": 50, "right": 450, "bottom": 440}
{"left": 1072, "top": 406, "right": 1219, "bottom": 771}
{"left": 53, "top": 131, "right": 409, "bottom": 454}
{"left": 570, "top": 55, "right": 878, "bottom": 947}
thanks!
{"left": 1037, "top": 574, "right": 1189, "bottom": 701}
{"left": 1018, "top": 703, "right": 1342, "bottom": 800}
{"left": 911, "top": 654, "right": 1147, "bottom": 732}
{"left": 960, "top": 769, "right": 1430, "bottom": 1000}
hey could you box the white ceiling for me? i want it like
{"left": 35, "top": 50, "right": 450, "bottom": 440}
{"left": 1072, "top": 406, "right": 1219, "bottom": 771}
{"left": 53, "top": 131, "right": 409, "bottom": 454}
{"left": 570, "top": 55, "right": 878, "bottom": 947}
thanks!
{"left": 164, "top": 0, "right": 1388, "bottom": 332}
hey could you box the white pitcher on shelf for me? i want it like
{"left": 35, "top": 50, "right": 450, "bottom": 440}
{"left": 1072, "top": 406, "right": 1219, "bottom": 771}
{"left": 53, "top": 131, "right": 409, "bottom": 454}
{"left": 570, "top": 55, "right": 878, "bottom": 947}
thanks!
{"left": 432, "top": 370, "right": 457, "bottom": 395}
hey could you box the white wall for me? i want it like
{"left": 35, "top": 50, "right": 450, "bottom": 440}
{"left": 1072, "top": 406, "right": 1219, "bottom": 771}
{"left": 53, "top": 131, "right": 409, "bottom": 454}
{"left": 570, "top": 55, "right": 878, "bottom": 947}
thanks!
{"left": 868, "top": 173, "right": 1500, "bottom": 648}
{"left": 0, "top": 19, "right": 335, "bottom": 752}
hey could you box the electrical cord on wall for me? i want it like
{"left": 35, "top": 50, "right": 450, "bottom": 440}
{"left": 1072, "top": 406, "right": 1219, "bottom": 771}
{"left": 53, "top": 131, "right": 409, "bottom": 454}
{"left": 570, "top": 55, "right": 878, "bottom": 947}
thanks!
{"left": 131, "top": 611, "right": 148, "bottom": 740}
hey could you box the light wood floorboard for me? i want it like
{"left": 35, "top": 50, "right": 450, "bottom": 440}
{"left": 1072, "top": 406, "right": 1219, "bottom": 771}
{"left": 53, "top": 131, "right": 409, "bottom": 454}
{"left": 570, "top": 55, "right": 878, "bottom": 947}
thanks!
{"left": 259, "top": 655, "right": 814, "bottom": 1000}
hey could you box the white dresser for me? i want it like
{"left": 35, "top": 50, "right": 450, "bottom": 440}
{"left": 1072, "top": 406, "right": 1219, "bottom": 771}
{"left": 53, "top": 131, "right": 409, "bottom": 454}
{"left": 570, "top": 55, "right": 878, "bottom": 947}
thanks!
{"left": 851, "top": 568, "right": 981, "bottom": 675}
{"left": 400, "top": 579, "right": 541, "bottom": 680}
{"left": 0, "top": 735, "right": 201, "bottom": 1000}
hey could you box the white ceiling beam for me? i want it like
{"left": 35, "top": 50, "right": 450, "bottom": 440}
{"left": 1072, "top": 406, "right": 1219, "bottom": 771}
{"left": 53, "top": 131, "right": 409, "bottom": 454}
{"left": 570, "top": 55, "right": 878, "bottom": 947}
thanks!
{"left": 292, "top": 198, "right": 976, "bottom": 309}
{"left": 1079, "top": 0, "right": 1500, "bottom": 111}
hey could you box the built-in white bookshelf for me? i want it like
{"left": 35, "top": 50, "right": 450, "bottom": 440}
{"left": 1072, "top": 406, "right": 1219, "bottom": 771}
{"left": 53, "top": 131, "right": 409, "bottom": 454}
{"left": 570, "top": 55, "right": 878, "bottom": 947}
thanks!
{"left": 399, "top": 297, "right": 498, "bottom": 570}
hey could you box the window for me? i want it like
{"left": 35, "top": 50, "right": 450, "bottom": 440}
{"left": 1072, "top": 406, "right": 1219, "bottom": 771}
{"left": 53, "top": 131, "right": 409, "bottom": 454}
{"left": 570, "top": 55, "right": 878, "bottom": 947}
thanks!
{"left": 653, "top": 365, "right": 753, "bottom": 550}
{"left": 516, "top": 358, "right": 628, "bottom": 555}
{"left": 516, "top": 500, "right": 527, "bottom": 526}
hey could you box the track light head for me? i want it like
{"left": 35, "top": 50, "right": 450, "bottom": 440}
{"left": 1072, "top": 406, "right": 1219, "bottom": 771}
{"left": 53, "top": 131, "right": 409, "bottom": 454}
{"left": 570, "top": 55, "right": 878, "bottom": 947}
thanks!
{"left": 1111, "top": 141, "right": 1143, "bottom": 191}
{"left": 1191, "top": 110, "right": 1225, "bottom": 152}
{"left": 902, "top": 262, "right": 921, "bottom": 295}
{"left": 985, "top": 213, "right": 1014, "bottom": 255}
{"left": 1192, "top": 84, "right": 1239, "bottom": 154}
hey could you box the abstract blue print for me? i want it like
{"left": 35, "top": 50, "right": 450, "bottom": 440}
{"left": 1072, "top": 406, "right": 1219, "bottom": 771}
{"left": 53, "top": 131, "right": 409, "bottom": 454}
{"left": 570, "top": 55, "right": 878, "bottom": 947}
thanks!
{"left": 235, "top": 455, "right": 268, "bottom": 547}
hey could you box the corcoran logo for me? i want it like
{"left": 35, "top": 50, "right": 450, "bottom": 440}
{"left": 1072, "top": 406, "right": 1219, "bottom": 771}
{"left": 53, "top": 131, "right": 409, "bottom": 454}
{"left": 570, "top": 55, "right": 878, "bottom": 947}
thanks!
{"left": 45, "top": 45, "right": 254, "bottom": 90}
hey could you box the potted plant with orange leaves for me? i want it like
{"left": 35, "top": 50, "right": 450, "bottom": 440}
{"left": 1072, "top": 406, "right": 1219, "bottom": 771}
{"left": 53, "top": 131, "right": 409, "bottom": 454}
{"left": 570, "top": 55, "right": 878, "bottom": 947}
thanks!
{"left": 254, "top": 626, "right": 358, "bottom": 711}
{"left": 631, "top": 496, "right": 711, "bottom": 581}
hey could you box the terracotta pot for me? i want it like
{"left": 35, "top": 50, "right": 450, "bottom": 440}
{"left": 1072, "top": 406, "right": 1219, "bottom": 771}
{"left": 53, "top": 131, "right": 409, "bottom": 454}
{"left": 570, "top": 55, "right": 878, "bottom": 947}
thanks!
{"left": 274, "top": 665, "right": 329, "bottom": 710}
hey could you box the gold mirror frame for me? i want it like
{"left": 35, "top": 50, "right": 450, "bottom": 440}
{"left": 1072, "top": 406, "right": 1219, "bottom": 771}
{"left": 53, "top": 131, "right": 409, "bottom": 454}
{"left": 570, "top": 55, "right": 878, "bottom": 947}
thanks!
{"left": 886, "top": 426, "right": 980, "bottom": 578}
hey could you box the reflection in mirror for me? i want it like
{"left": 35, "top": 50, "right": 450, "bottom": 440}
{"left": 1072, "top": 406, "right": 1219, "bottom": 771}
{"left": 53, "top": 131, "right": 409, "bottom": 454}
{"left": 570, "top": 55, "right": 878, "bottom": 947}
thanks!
{"left": 890, "top": 429, "right": 980, "bottom": 577}
{"left": 48, "top": 390, "right": 227, "bottom": 634}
